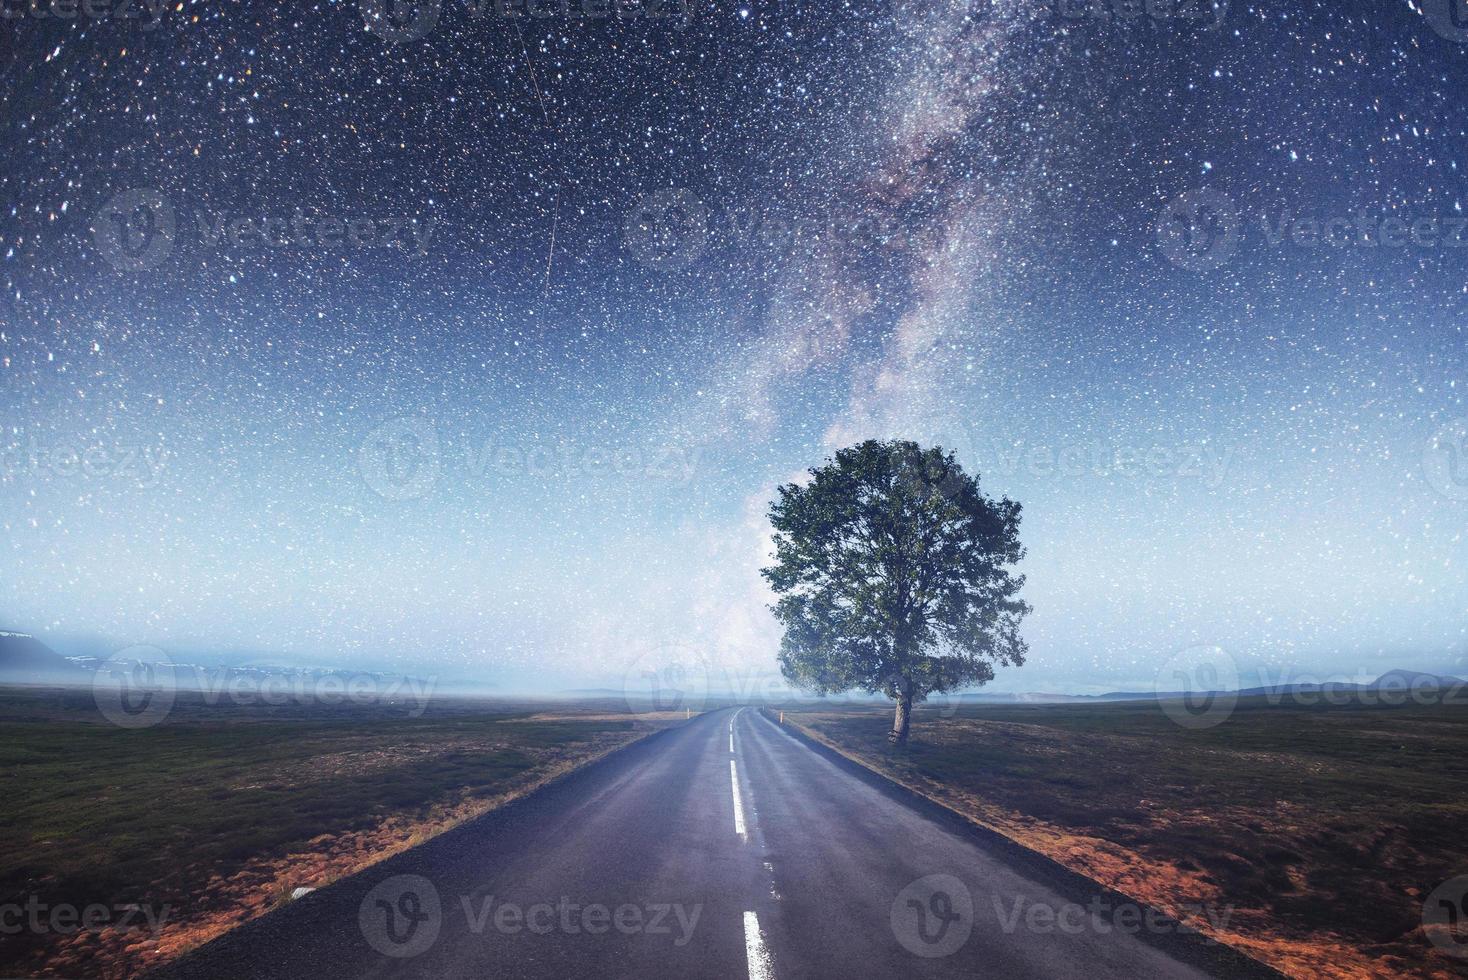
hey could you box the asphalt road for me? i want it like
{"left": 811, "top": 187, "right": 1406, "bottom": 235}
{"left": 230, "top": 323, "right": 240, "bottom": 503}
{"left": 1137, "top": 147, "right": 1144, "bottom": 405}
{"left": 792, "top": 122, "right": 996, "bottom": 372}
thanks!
{"left": 152, "top": 707, "right": 1278, "bottom": 980}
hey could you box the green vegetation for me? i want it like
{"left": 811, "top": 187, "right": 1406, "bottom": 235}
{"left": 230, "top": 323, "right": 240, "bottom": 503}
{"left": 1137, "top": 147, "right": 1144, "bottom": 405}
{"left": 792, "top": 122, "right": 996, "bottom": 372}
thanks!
{"left": 763, "top": 440, "right": 1029, "bottom": 741}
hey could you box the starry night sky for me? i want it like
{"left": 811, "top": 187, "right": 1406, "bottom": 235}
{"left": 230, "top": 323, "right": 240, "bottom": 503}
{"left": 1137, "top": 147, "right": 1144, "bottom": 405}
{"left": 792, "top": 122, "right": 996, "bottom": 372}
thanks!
{"left": 2, "top": 0, "right": 1466, "bottom": 693}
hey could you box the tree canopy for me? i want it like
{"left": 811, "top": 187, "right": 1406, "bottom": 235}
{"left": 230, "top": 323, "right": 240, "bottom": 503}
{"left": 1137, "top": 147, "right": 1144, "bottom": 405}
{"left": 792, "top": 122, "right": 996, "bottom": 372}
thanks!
{"left": 761, "top": 439, "right": 1029, "bottom": 740}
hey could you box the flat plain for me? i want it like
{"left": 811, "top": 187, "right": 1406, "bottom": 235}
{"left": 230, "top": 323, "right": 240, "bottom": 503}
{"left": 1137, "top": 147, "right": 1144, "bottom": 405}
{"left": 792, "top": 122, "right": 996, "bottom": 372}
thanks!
{"left": 783, "top": 695, "right": 1468, "bottom": 979}
{"left": 0, "top": 685, "right": 680, "bottom": 979}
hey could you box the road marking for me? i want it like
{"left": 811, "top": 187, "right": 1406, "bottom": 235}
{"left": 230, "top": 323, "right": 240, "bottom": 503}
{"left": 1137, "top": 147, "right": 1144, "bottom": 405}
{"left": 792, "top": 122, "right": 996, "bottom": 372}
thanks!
{"left": 730, "top": 758, "right": 747, "bottom": 839}
{"left": 744, "top": 911, "right": 773, "bottom": 980}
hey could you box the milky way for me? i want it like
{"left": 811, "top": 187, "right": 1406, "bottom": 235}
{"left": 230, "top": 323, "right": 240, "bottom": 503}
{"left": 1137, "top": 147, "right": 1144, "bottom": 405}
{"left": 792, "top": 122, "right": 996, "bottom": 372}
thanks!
{"left": 1, "top": 0, "right": 1466, "bottom": 693}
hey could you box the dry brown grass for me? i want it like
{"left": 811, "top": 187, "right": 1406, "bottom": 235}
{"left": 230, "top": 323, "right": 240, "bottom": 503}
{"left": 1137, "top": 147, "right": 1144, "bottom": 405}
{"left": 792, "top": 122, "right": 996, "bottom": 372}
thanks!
{"left": 786, "top": 699, "right": 1468, "bottom": 980}
{"left": 0, "top": 688, "right": 688, "bottom": 980}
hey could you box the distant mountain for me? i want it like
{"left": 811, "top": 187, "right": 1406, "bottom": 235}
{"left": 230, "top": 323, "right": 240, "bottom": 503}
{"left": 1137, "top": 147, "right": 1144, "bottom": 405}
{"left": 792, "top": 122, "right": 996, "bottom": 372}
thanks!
{"left": 1098, "top": 670, "right": 1467, "bottom": 703}
{"left": 1365, "top": 669, "right": 1466, "bottom": 690}
{"left": 0, "top": 630, "right": 438, "bottom": 697}
{"left": 1232, "top": 670, "right": 1466, "bottom": 699}
{"left": 947, "top": 689, "right": 1177, "bottom": 704}
{"left": 0, "top": 630, "right": 88, "bottom": 685}
{"left": 947, "top": 670, "right": 1467, "bottom": 705}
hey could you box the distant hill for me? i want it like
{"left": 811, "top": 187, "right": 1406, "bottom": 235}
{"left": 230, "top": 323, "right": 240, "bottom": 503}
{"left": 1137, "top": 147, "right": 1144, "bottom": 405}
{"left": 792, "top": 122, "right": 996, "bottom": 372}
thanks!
{"left": 1230, "top": 670, "right": 1467, "bottom": 700}
{"left": 0, "top": 630, "right": 88, "bottom": 685}
{"left": 0, "top": 630, "right": 437, "bottom": 697}
{"left": 951, "top": 670, "right": 1467, "bottom": 705}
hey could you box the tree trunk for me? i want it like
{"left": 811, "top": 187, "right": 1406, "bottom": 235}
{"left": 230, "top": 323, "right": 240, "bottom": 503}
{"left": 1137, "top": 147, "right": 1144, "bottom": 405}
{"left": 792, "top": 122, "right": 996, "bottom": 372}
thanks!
{"left": 890, "top": 682, "right": 913, "bottom": 743}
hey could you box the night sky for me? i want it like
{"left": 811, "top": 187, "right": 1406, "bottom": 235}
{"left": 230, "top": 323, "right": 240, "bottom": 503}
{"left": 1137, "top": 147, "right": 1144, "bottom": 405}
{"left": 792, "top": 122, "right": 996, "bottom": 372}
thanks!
{"left": 2, "top": 0, "right": 1466, "bottom": 693}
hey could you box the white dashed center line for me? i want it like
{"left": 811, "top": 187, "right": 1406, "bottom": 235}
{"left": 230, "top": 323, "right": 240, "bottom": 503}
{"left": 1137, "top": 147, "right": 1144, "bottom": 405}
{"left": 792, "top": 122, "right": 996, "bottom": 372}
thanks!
{"left": 744, "top": 911, "right": 773, "bottom": 980}
{"left": 730, "top": 758, "right": 747, "bottom": 839}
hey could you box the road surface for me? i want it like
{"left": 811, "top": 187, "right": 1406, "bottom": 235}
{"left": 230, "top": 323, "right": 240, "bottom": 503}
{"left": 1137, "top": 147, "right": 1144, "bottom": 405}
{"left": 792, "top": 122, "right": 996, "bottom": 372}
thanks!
{"left": 152, "top": 707, "right": 1277, "bottom": 979}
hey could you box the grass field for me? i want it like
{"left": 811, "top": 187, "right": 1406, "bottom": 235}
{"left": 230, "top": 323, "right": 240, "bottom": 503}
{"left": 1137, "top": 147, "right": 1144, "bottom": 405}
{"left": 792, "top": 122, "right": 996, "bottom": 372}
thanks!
{"left": 0, "top": 685, "right": 682, "bottom": 979}
{"left": 782, "top": 696, "right": 1468, "bottom": 980}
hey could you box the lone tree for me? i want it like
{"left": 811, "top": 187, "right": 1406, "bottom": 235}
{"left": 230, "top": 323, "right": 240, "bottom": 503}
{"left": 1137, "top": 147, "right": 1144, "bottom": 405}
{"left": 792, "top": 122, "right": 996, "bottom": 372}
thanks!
{"left": 761, "top": 440, "right": 1030, "bottom": 742}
